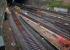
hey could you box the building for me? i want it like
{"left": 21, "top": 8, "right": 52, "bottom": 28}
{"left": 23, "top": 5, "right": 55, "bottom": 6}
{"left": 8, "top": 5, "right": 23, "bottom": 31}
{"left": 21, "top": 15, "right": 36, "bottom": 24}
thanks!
{"left": 63, "top": 0, "right": 70, "bottom": 5}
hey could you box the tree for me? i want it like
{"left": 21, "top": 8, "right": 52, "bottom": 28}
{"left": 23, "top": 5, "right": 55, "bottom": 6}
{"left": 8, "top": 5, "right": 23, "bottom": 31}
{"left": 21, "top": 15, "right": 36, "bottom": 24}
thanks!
{"left": 48, "top": 0, "right": 70, "bottom": 14}
{"left": 48, "top": 0, "right": 63, "bottom": 8}
{"left": 62, "top": 4, "right": 70, "bottom": 14}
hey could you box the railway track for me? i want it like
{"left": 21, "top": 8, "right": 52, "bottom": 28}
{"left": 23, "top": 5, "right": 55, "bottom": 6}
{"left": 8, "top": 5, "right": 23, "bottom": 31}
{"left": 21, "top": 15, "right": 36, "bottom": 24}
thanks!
{"left": 10, "top": 10, "right": 47, "bottom": 50}
{"left": 20, "top": 14, "right": 70, "bottom": 50}
{"left": 18, "top": 9, "right": 70, "bottom": 39}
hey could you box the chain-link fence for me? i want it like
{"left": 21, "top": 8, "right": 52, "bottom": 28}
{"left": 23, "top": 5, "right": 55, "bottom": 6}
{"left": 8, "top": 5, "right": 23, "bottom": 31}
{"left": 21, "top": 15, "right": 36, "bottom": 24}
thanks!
{"left": 0, "top": 0, "right": 7, "bottom": 35}
{"left": 0, "top": 0, "right": 7, "bottom": 49}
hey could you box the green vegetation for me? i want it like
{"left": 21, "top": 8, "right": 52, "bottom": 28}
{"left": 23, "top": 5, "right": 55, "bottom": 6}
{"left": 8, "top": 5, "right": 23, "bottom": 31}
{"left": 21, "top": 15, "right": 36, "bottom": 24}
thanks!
{"left": 48, "top": 0, "right": 63, "bottom": 8}
{"left": 48, "top": 0, "right": 70, "bottom": 9}
{"left": 62, "top": 4, "right": 70, "bottom": 9}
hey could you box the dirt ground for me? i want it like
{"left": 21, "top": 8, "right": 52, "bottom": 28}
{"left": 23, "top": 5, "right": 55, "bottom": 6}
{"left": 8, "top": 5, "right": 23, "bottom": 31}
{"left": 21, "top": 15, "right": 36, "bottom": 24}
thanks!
{"left": 3, "top": 20, "right": 18, "bottom": 50}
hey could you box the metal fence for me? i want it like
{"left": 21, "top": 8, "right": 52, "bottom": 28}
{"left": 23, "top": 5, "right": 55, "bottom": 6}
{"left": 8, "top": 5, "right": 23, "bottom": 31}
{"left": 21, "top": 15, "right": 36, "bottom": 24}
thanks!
{"left": 0, "top": 0, "right": 7, "bottom": 35}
